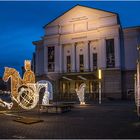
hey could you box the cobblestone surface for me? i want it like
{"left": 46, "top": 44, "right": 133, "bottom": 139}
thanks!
{"left": 0, "top": 100, "right": 140, "bottom": 139}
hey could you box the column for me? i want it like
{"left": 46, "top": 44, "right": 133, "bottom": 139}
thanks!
{"left": 88, "top": 41, "right": 91, "bottom": 71}
{"left": 71, "top": 43, "right": 76, "bottom": 72}
{"left": 84, "top": 41, "right": 90, "bottom": 71}
{"left": 114, "top": 36, "right": 121, "bottom": 68}
{"left": 35, "top": 46, "right": 39, "bottom": 75}
{"left": 98, "top": 38, "right": 106, "bottom": 69}
{"left": 43, "top": 46, "right": 48, "bottom": 74}
{"left": 63, "top": 45, "right": 66, "bottom": 72}
{"left": 55, "top": 45, "right": 60, "bottom": 72}
{"left": 89, "top": 41, "right": 93, "bottom": 71}
{"left": 75, "top": 43, "right": 79, "bottom": 72}
{"left": 59, "top": 44, "right": 62, "bottom": 73}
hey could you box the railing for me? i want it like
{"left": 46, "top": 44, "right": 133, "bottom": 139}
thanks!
{"left": 61, "top": 69, "right": 97, "bottom": 74}
{"left": 53, "top": 92, "right": 99, "bottom": 102}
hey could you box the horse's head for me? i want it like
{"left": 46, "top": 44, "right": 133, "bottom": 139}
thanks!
{"left": 82, "top": 83, "right": 86, "bottom": 88}
{"left": 79, "top": 83, "right": 86, "bottom": 89}
{"left": 3, "top": 67, "right": 15, "bottom": 82}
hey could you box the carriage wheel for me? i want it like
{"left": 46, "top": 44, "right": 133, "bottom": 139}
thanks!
{"left": 17, "top": 84, "right": 38, "bottom": 110}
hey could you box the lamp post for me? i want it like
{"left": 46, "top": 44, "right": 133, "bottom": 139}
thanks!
{"left": 98, "top": 69, "right": 102, "bottom": 104}
{"left": 137, "top": 44, "right": 140, "bottom": 118}
{"left": 137, "top": 44, "right": 140, "bottom": 61}
{"left": 134, "top": 74, "right": 137, "bottom": 105}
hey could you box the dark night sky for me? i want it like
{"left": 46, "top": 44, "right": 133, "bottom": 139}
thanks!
{"left": 0, "top": 1, "right": 140, "bottom": 77}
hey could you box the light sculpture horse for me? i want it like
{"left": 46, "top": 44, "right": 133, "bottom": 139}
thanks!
{"left": 2, "top": 67, "right": 53, "bottom": 110}
{"left": 75, "top": 83, "right": 86, "bottom": 105}
{"left": 3, "top": 67, "right": 23, "bottom": 101}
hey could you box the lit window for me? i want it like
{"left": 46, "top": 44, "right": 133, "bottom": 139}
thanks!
{"left": 79, "top": 55, "right": 84, "bottom": 72}
{"left": 106, "top": 39, "right": 115, "bottom": 68}
{"left": 66, "top": 56, "right": 71, "bottom": 72}
{"left": 93, "top": 53, "right": 97, "bottom": 70}
{"left": 48, "top": 46, "right": 55, "bottom": 72}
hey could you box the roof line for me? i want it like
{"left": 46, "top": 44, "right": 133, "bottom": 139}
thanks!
{"left": 43, "top": 4, "right": 78, "bottom": 28}
{"left": 78, "top": 4, "right": 118, "bottom": 15}
{"left": 123, "top": 25, "right": 140, "bottom": 29}
{"left": 43, "top": 4, "right": 118, "bottom": 29}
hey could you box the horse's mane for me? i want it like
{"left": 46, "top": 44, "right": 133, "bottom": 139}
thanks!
{"left": 76, "top": 83, "right": 86, "bottom": 92}
{"left": 79, "top": 83, "right": 86, "bottom": 90}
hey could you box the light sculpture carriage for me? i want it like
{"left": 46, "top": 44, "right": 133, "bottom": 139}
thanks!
{"left": 0, "top": 60, "right": 53, "bottom": 110}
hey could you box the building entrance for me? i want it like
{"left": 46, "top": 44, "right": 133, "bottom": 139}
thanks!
{"left": 59, "top": 79, "right": 99, "bottom": 101}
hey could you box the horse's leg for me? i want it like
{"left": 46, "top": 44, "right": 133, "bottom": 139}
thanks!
{"left": 0, "top": 98, "right": 13, "bottom": 109}
{"left": 11, "top": 77, "right": 19, "bottom": 102}
{"left": 0, "top": 98, "right": 6, "bottom": 107}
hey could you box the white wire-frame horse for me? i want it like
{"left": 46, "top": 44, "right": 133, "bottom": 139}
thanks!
{"left": 75, "top": 83, "right": 86, "bottom": 105}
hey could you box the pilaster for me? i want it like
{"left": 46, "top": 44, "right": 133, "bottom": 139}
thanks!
{"left": 84, "top": 41, "right": 90, "bottom": 71}
{"left": 43, "top": 46, "right": 48, "bottom": 74}
{"left": 59, "top": 44, "right": 62, "bottom": 73}
{"left": 35, "top": 47, "right": 39, "bottom": 75}
{"left": 71, "top": 43, "right": 76, "bottom": 72}
{"left": 98, "top": 38, "right": 106, "bottom": 69}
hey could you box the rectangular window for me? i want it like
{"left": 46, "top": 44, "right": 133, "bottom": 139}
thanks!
{"left": 48, "top": 46, "right": 55, "bottom": 72}
{"left": 106, "top": 39, "right": 115, "bottom": 68}
{"left": 79, "top": 55, "right": 84, "bottom": 72}
{"left": 93, "top": 53, "right": 97, "bottom": 70}
{"left": 67, "top": 55, "right": 71, "bottom": 72}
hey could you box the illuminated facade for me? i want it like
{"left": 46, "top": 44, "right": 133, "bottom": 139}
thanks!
{"left": 33, "top": 5, "right": 140, "bottom": 100}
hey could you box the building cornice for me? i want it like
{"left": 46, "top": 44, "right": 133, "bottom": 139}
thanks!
{"left": 123, "top": 25, "right": 140, "bottom": 30}
{"left": 44, "top": 24, "right": 120, "bottom": 39}
{"left": 32, "top": 40, "right": 43, "bottom": 46}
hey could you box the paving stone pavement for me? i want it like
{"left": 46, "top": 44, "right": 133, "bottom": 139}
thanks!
{"left": 0, "top": 100, "right": 140, "bottom": 139}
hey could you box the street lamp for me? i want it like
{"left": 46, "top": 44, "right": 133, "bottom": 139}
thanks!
{"left": 134, "top": 74, "right": 137, "bottom": 105}
{"left": 137, "top": 44, "right": 140, "bottom": 61}
{"left": 98, "top": 69, "right": 102, "bottom": 104}
{"left": 136, "top": 44, "right": 140, "bottom": 117}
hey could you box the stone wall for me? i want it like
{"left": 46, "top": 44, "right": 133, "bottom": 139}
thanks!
{"left": 122, "top": 70, "right": 135, "bottom": 99}
{"left": 102, "top": 69, "right": 122, "bottom": 99}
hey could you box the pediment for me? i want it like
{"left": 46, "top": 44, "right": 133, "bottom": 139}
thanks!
{"left": 44, "top": 5, "right": 117, "bottom": 28}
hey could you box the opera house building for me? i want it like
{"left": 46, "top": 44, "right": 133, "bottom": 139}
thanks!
{"left": 32, "top": 5, "right": 140, "bottom": 101}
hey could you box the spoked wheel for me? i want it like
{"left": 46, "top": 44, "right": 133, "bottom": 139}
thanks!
{"left": 17, "top": 84, "right": 39, "bottom": 110}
